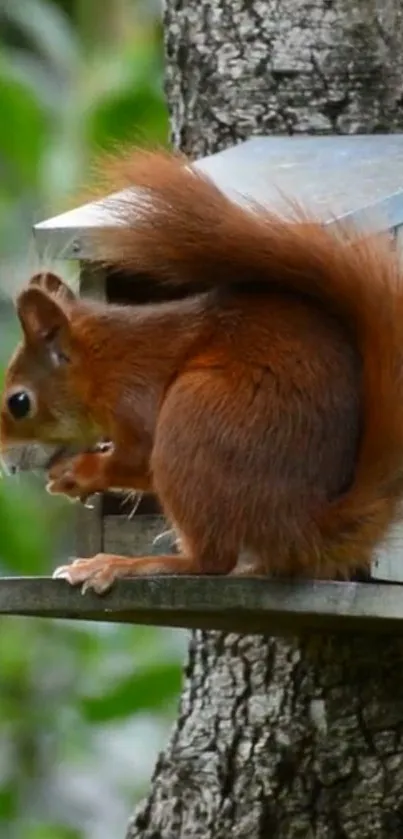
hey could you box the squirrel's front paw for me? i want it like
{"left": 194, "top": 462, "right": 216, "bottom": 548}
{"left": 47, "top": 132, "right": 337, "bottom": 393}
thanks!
{"left": 53, "top": 554, "right": 124, "bottom": 594}
{"left": 46, "top": 452, "right": 105, "bottom": 500}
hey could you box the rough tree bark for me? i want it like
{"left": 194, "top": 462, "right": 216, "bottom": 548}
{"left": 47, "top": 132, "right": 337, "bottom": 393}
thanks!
{"left": 127, "top": 2, "right": 403, "bottom": 837}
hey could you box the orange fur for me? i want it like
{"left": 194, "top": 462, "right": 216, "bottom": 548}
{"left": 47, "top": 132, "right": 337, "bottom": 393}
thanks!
{"left": 1, "top": 152, "right": 403, "bottom": 592}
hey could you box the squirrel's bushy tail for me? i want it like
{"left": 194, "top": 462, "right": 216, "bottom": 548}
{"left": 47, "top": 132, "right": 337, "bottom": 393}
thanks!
{"left": 90, "top": 149, "right": 403, "bottom": 574}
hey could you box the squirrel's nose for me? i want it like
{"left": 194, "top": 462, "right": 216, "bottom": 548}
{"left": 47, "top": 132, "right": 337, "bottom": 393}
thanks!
{"left": 6, "top": 390, "right": 33, "bottom": 420}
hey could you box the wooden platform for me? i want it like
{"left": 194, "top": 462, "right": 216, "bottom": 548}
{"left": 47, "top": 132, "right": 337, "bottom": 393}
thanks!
{"left": 1, "top": 576, "right": 403, "bottom": 636}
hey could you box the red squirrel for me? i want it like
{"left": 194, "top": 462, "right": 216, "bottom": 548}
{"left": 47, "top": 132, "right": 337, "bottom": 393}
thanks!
{"left": 1, "top": 149, "right": 403, "bottom": 594}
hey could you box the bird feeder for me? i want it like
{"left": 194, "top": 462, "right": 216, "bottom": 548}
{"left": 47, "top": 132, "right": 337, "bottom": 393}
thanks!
{"left": 2, "top": 134, "right": 403, "bottom": 635}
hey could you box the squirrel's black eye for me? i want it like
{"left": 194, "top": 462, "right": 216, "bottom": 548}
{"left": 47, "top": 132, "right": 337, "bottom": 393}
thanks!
{"left": 7, "top": 390, "right": 33, "bottom": 420}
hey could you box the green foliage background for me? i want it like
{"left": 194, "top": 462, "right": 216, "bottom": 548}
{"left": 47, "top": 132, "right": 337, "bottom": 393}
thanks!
{"left": 0, "top": 2, "right": 185, "bottom": 837}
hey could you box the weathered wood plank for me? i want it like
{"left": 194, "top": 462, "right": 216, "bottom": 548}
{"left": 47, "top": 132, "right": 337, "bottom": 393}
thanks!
{"left": 370, "top": 225, "right": 403, "bottom": 583}
{"left": 74, "top": 263, "right": 107, "bottom": 557}
{"left": 1, "top": 577, "right": 403, "bottom": 635}
{"left": 103, "top": 514, "right": 168, "bottom": 556}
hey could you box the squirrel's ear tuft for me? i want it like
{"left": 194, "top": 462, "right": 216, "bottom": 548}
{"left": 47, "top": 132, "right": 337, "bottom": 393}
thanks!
{"left": 16, "top": 287, "right": 71, "bottom": 346}
{"left": 28, "top": 271, "right": 76, "bottom": 301}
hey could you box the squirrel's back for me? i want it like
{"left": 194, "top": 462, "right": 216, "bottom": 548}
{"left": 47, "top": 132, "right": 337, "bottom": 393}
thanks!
{"left": 204, "top": 288, "right": 361, "bottom": 501}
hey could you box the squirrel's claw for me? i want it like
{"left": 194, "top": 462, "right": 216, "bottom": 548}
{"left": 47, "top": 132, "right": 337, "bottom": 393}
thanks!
{"left": 53, "top": 555, "right": 118, "bottom": 595}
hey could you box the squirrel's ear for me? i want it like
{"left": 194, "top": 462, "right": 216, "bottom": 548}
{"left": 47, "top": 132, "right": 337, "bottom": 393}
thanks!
{"left": 16, "top": 287, "right": 71, "bottom": 347}
{"left": 28, "top": 271, "right": 76, "bottom": 301}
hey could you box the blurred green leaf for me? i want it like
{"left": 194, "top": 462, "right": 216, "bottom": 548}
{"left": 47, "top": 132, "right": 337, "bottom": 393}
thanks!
{"left": 80, "top": 661, "right": 182, "bottom": 722}
{"left": 26, "top": 825, "right": 82, "bottom": 839}
{"left": 0, "top": 46, "right": 65, "bottom": 113}
{"left": 1, "top": 0, "right": 79, "bottom": 78}
{"left": 83, "top": 35, "right": 168, "bottom": 149}
{"left": 0, "top": 69, "right": 47, "bottom": 190}
{"left": 0, "top": 479, "right": 55, "bottom": 574}
{"left": 0, "top": 783, "right": 17, "bottom": 820}
{"left": 88, "top": 87, "right": 168, "bottom": 149}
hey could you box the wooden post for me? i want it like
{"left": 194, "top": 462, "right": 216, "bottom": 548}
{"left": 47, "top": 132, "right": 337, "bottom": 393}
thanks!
{"left": 74, "top": 263, "right": 106, "bottom": 557}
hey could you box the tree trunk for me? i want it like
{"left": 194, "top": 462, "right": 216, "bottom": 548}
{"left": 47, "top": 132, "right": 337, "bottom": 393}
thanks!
{"left": 127, "top": 2, "right": 403, "bottom": 837}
